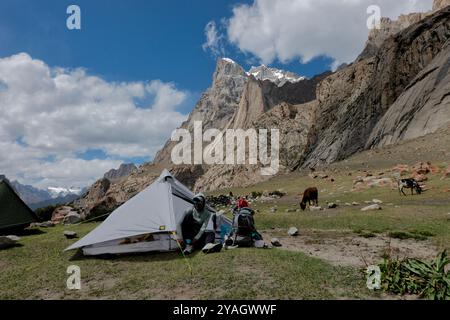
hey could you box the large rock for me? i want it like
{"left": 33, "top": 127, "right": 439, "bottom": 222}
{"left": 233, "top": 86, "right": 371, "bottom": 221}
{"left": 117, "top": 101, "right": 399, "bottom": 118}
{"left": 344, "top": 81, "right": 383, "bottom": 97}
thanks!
{"left": 63, "top": 212, "right": 81, "bottom": 225}
{"left": 51, "top": 206, "right": 78, "bottom": 225}
{"left": 30, "top": 221, "right": 55, "bottom": 228}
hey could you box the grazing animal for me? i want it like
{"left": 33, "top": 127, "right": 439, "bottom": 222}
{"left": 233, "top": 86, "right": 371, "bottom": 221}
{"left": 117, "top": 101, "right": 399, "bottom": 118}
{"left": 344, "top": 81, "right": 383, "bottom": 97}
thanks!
{"left": 398, "top": 178, "right": 422, "bottom": 196}
{"left": 300, "top": 187, "right": 319, "bottom": 211}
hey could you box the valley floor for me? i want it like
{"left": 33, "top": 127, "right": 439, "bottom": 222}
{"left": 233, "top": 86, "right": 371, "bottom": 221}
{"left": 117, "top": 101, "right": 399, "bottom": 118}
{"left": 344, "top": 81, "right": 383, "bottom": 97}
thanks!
{"left": 1, "top": 129, "right": 449, "bottom": 300}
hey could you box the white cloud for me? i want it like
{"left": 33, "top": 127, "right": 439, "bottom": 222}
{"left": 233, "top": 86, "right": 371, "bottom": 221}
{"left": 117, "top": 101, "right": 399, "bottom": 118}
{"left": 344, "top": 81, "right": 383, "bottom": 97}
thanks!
{"left": 226, "top": 0, "right": 434, "bottom": 67}
{"left": 0, "top": 53, "right": 189, "bottom": 188}
{"left": 202, "top": 21, "right": 226, "bottom": 58}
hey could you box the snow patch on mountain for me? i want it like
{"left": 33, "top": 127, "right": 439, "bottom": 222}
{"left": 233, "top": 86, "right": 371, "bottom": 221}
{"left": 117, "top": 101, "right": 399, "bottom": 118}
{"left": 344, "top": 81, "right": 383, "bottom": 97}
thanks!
{"left": 247, "top": 65, "right": 306, "bottom": 87}
{"left": 47, "top": 187, "right": 83, "bottom": 199}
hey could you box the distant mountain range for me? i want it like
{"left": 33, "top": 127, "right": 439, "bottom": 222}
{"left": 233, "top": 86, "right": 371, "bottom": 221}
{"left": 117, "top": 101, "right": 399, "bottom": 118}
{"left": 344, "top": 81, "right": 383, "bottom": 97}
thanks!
{"left": 1, "top": 162, "right": 138, "bottom": 211}
{"left": 0, "top": 174, "right": 86, "bottom": 210}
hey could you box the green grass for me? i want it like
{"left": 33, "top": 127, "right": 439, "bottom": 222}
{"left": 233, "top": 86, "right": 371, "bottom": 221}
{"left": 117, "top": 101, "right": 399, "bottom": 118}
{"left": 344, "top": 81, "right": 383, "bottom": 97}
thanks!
{"left": 0, "top": 223, "right": 375, "bottom": 300}
{"left": 1, "top": 161, "right": 449, "bottom": 300}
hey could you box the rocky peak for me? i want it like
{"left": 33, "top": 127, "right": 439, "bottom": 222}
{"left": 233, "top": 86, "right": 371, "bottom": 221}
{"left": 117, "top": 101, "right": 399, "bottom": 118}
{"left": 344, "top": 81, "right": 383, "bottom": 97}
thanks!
{"left": 104, "top": 163, "right": 138, "bottom": 181}
{"left": 213, "top": 58, "right": 247, "bottom": 85}
{"left": 433, "top": 0, "right": 450, "bottom": 12}
{"left": 359, "top": 0, "right": 450, "bottom": 60}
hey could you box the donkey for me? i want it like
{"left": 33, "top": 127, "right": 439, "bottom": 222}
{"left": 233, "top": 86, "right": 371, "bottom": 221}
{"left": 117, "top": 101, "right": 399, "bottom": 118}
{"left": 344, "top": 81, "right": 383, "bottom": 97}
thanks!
{"left": 300, "top": 187, "right": 319, "bottom": 211}
{"left": 398, "top": 178, "right": 422, "bottom": 196}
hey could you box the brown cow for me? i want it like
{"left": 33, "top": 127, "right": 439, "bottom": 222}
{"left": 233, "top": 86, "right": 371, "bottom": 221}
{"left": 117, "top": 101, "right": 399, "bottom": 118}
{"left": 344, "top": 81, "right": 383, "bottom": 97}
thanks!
{"left": 300, "top": 187, "right": 319, "bottom": 211}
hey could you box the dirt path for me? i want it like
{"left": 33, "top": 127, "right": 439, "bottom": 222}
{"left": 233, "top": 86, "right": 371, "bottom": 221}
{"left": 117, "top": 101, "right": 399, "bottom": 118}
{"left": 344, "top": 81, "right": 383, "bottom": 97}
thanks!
{"left": 262, "top": 229, "right": 439, "bottom": 268}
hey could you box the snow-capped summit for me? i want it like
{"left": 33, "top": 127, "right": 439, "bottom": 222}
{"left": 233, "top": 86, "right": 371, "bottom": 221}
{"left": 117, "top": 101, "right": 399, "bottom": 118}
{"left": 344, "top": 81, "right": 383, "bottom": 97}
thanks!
{"left": 247, "top": 65, "right": 306, "bottom": 87}
{"left": 221, "top": 57, "right": 237, "bottom": 64}
{"left": 47, "top": 186, "right": 83, "bottom": 199}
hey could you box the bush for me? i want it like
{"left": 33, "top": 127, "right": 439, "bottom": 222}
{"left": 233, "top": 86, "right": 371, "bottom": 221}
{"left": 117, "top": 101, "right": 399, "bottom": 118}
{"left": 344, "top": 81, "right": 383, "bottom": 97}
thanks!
{"left": 34, "top": 205, "right": 57, "bottom": 222}
{"left": 379, "top": 250, "right": 450, "bottom": 300}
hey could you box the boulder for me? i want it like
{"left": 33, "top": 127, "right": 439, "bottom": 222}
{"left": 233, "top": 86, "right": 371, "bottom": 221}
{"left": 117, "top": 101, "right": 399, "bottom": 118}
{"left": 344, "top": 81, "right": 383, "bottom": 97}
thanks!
{"left": 30, "top": 221, "right": 55, "bottom": 228}
{"left": 63, "top": 231, "right": 78, "bottom": 239}
{"left": 392, "top": 164, "right": 410, "bottom": 176}
{"left": 412, "top": 172, "right": 428, "bottom": 182}
{"left": 288, "top": 227, "right": 299, "bottom": 236}
{"left": 51, "top": 206, "right": 79, "bottom": 225}
{"left": 0, "top": 236, "right": 19, "bottom": 249}
{"left": 271, "top": 238, "right": 282, "bottom": 247}
{"left": 361, "top": 204, "right": 382, "bottom": 211}
{"left": 63, "top": 212, "right": 81, "bottom": 225}
{"left": 412, "top": 162, "right": 432, "bottom": 175}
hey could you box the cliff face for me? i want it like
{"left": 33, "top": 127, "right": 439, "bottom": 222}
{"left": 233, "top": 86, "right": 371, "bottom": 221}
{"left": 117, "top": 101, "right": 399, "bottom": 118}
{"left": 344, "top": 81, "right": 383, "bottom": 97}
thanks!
{"left": 366, "top": 40, "right": 450, "bottom": 147}
{"left": 303, "top": 6, "right": 450, "bottom": 167}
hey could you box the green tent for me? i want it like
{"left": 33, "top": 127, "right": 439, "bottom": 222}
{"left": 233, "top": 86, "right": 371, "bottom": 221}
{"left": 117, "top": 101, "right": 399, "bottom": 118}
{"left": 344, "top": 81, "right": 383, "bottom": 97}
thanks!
{"left": 0, "top": 179, "right": 38, "bottom": 232}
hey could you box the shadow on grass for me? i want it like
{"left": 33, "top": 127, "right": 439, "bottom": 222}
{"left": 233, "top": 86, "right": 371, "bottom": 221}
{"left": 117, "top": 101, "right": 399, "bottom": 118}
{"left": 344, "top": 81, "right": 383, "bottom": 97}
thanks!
{"left": 68, "top": 248, "right": 193, "bottom": 263}
{"left": 0, "top": 243, "right": 24, "bottom": 251}
{"left": 0, "top": 228, "right": 46, "bottom": 237}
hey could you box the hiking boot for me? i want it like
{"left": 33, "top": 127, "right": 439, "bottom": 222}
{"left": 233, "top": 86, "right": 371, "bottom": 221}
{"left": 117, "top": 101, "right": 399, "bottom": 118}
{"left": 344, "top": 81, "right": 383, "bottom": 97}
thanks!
{"left": 183, "top": 245, "right": 193, "bottom": 255}
{"left": 202, "top": 242, "right": 223, "bottom": 254}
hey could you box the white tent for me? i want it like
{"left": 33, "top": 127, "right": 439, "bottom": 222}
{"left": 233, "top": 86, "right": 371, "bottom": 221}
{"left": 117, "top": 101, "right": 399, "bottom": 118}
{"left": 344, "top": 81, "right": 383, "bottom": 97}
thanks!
{"left": 65, "top": 169, "right": 231, "bottom": 256}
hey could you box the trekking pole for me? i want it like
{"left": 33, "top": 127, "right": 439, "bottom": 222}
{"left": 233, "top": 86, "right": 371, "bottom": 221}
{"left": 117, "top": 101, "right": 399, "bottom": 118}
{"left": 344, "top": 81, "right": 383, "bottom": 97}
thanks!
{"left": 172, "top": 231, "right": 193, "bottom": 276}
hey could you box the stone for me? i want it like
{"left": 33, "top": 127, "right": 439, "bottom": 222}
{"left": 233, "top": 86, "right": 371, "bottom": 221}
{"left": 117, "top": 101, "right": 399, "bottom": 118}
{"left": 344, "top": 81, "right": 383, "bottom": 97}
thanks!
{"left": 327, "top": 203, "right": 338, "bottom": 209}
{"left": 51, "top": 206, "right": 79, "bottom": 225}
{"left": 64, "top": 231, "right": 78, "bottom": 239}
{"left": 372, "top": 199, "right": 383, "bottom": 204}
{"left": 270, "top": 207, "right": 278, "bottom": 213}
{"left": 285, "top": 209, "right": 296, "bottom": 213}
{"left": 63, "top": 212, "right": 81, "bottom": 225}
{"left": 271, "top": 238, "right": 282, "bottom": 247}
{"left": 361, "top": 204, "right": 382, "bottom": 212}
{"left": 31, "top": 221, "right": 55, "bottom": 228}
{"left": 288, "top": 227, "right": 299, "bottom": 236}
{"left": 310, "top": 206, "right": 323, "bottom": 211}
{"left": 352, "top": 202, "right": 360, "bottom": 206}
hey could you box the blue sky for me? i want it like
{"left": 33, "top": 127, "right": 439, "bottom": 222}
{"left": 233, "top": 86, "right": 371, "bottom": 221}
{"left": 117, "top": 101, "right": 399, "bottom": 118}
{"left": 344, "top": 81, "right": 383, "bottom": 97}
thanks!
{"left": 0, "top": 0, "right": 434, "bottom": 188}
{"left": 0, "top": 0, "right": 332, "bottom": 97}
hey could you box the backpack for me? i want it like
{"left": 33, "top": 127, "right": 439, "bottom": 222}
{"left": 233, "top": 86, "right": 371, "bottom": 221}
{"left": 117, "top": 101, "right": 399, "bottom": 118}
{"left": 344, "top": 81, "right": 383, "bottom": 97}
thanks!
{"left": 230, "top": 207, "right": 262, "bottom": 247}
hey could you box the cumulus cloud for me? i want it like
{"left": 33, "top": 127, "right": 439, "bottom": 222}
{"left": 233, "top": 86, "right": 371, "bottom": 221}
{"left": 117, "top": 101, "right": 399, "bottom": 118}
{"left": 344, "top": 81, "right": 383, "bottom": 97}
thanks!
{"left": 202, "top": 20, "right": 226, "bottom": 58}
{"left": 226, "top": 0, "right": 433, "bottom": 68}
{"left": 0, "top": 53, "right": 189, "bottom": 188}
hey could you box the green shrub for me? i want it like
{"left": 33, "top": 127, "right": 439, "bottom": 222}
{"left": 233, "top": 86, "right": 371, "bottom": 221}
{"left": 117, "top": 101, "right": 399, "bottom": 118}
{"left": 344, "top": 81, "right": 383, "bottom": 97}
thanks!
{"left": 379, "top": 250, "right": 450, "bottom": 300}
{"left": 34, "top": 205, "right": 57, "bottom": 222}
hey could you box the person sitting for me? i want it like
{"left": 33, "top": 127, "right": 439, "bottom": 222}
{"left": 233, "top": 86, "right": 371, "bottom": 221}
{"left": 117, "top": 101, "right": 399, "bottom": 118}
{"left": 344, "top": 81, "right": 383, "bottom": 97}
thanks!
{"left": 181, "top": 193, "right": 221, "bottom": 255}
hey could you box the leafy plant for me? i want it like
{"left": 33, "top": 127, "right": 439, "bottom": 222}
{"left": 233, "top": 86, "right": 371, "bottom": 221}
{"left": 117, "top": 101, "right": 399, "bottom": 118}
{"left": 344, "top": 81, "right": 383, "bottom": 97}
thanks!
{"left": 379, "top": 250, "right": 450, "bottom": 300}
